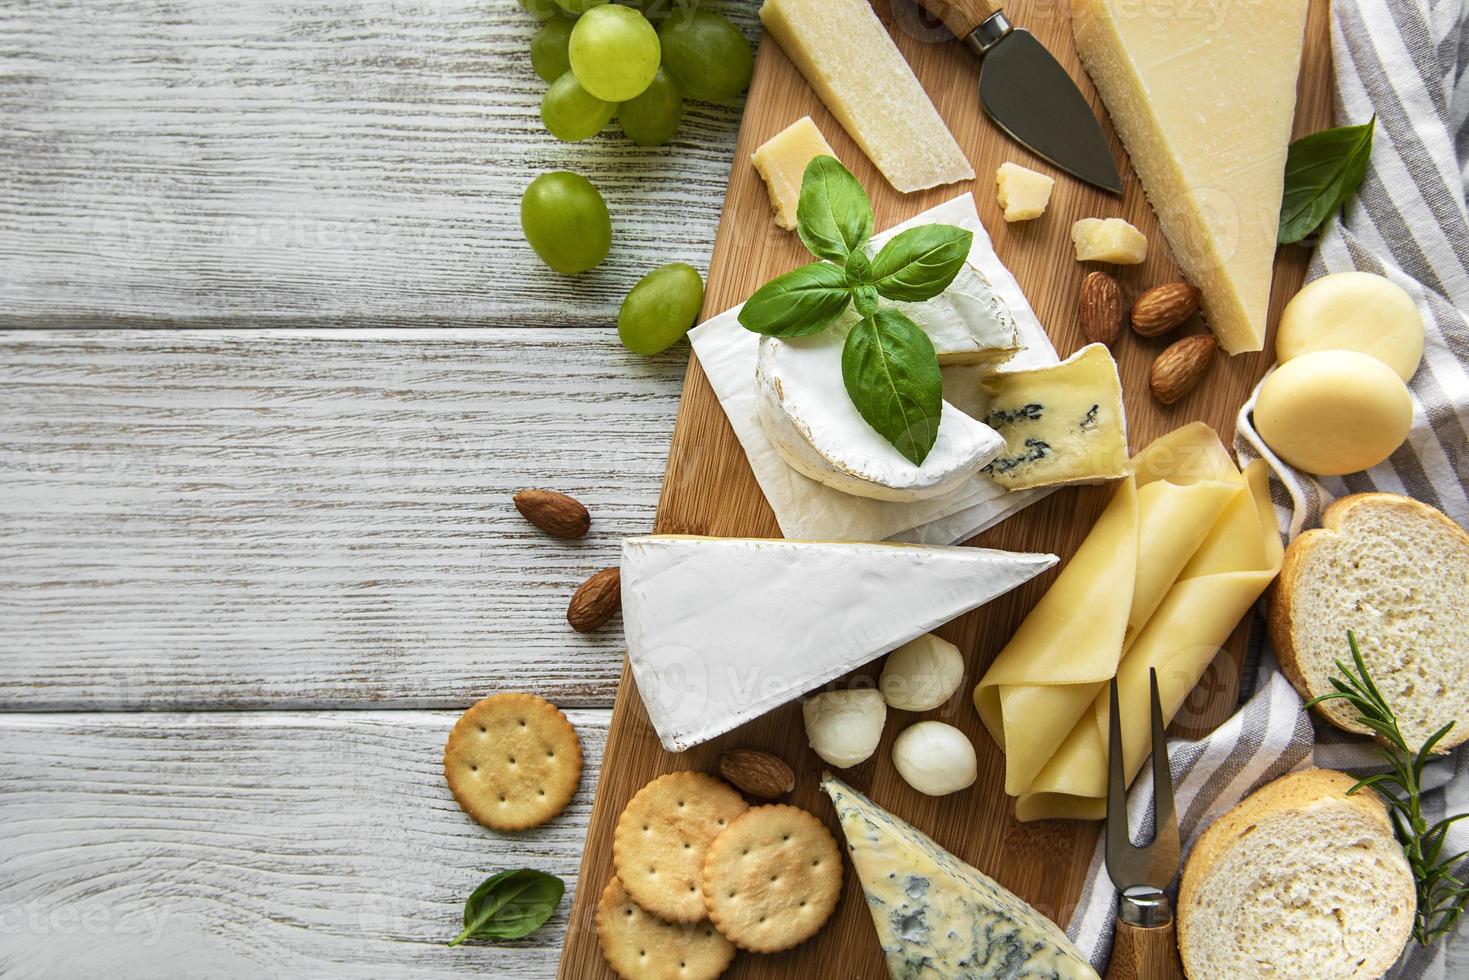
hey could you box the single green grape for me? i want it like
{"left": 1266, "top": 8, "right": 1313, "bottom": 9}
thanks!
{"left": 553, "top": 0, "right": 607, "bottom": 13}
{"left": 530, "top": 18, "right": 575, "bottom": 83}
{"left": 618, "top": 262, "right": 704, "bottom": 354}
{"left": 656, "top": 10, "right": 752, "bottom": 102}
{"left": 518, "top": 0, "right": 563, "bottom": 21}
{"left": 541, "top": 70, "right": 616, "bottom": 141}
{"left": 568, "top": 5, "right": 660, "bottom": 102}
{"left": 521, "top": 171, "right": 612, "bottom": 275}
{"left": 618, "top": 68, "right": 682, "bottom": 146}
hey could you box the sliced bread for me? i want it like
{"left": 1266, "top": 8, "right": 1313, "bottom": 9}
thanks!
{"left": 1270, "top": 492, "right": 1469, "bottom": 752}
{"left": 1178, "top": 768, "right": 1414, "bottom": 980}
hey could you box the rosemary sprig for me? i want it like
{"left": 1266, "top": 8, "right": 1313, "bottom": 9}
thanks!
{"left": 1305, "top": 630, "right": 1469, "bottom": 945}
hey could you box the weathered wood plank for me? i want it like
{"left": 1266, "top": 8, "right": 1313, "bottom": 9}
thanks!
{"left": 0, "top": 331, "right": 681, "bottom": 709}
{"left": 0, "top": 708, "right": 608, "bottom": 978}
{"left": 0, "top": 0, "right": 752, "bottom": 327}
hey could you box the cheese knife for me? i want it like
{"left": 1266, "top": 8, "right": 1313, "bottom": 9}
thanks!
{"left": 1103, "top": 670, "right": 1185, "bottom": 979}
{"left": 912, "top": 0, "right": 1123, "bottom": 193}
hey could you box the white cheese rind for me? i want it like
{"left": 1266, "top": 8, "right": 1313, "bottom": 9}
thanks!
{"left": 622, "top": 537, "right": 1056, "bottom": 752}
{"left": 756, "top": 322, "right": 1005, "bottom": 502}
{"left": 979, "top": 343, "right": 1129, "bottom": 491}
{"left": 759, "top": 0, "right": 974, "bottom": 193}
{"left": 897, "top": 262, "right": 1022, "bottom": 365}
{"left": 827, "top": 261, "right": 1021, "bottom": 366}
{"left": 1072, "top": 0, "right": 1309, "bottom": 352}
{"left": 822, "top": 775, "right": 1100, "bottom": 979}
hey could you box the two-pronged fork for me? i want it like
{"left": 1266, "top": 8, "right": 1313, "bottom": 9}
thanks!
{"left": 1103, "top": 668, "right": 1185, "bottom": 980}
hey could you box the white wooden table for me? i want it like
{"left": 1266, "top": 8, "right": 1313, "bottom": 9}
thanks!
{"left": 0, "top": 3, "right": 753, "bottom": 975}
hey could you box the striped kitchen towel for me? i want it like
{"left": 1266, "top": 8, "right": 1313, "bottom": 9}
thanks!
{"left": 1069, "top": 0, "right": 1469, "bottom": 975}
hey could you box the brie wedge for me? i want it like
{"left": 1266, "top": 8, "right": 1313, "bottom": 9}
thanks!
{"left": 756, "top": 322, "right": 1004, "bottom": 502}
{"left": 874, "top": 261, "right": 1021, "bottom": 365}
{"left": 622, "top": 536, "right": 1056, "bottom": 751}
{"left": 823, "top": 774, "right": 1100, "bottom": 979}
{"left": 980, "top": 343, "right": 1129, "bottom": 491}
{"left": 822, "top": 263, "right": 1021, "bottom": 366}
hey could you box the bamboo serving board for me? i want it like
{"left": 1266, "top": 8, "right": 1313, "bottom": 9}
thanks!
{"left": 560, "top": 2, "right": 1334, "bottom": 975}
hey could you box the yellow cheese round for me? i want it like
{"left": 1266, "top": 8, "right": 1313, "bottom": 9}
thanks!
{"left": 1254, "top": 350, "right": 1413, "bottom": 476}
{"left": 1276, "top": 271, "right": 1423, "bottom": 381}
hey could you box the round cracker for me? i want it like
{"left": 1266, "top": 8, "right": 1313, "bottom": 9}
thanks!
{"left": 596, "top": 876, "right": 736, "bottom": 980}
{"left": 443, "top": 693, "right": 582, "bottom": 831}
{"left": 700, "top": 804, "right": 842, "bottom": 953}
{"left": 613, "top": 771, "right": 749, "bottom": 923}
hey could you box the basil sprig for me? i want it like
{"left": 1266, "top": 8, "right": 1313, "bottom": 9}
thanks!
{"left": 737, "top": 156, "right": 973, "bottom": 465}
{"left": 449, "top": 869, "right": 564, "bottom": 947}
{"left": 1279, "top": 116, "right": 1375, "bottom": 244}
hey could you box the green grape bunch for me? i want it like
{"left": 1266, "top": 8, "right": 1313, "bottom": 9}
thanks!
{"left": 522, "top": 0, "right": 753, "bottom": 147}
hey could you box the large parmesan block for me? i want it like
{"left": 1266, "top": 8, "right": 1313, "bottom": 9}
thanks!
{"left": 1072, "top": 0, "right": 1309, "bottom": 353}
{"left": 759, "top": 0, "right": 974, "bottom": 193}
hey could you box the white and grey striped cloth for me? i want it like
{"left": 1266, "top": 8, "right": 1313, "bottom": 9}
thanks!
{"left": 1068, "top": 1, "right": 1469, "bottom": 975}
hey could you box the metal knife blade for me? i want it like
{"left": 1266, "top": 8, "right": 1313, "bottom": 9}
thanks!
{"left": 978, "top": 25, "right": 1122, "bottom": 194}
{"left": 913, "top": 1, "right": 1122, "bottom": 193}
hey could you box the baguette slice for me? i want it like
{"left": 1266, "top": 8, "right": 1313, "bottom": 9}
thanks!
{"left": 1271, "top": 492, "right": 1469, "bottom": 752}
{"left": 1178, "top": 769, "right": 1414, "bottom": 980}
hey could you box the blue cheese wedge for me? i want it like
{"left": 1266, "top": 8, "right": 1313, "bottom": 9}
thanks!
{"left": 622, "top": 537, "right": 1056, "bottom": 751}
{"left": 822, "top": 774, "right": 1099, "bottom": 979}
{"left": 979, "top": 343, "right": 1128, "bottom": 491}
{"left": 757, "top": 322, "right": 1004, "bottom": 502}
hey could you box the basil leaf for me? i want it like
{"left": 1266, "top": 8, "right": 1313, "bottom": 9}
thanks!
{"left": 449, "top": 869, "right": 564, "bottom": 947}
{"left": 852, "top": 284, "right": 878, "bottom": 317}
{"left": 844, "top": 248, "right": 872, "bottom": 285}
{"left": 738, "top": 261, "right": 851, "bottom": 337}
{"left": 841, "top": 309, "right": 942, "bottom": 465}
{"left": 1279, "top": 116, "right": 1375, "bottom": 244}
{"left": 796, "top": 155, "right": 873, "bottom": 263}
{"left": 869, "top": 225, "right": 974, "bottom": 302}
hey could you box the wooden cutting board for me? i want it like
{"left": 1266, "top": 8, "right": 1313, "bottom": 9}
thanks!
{"left": 560, "top": 2, "right": 1333, "bottom": 975}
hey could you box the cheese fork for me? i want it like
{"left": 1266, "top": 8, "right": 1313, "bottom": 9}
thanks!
{"left": 1104, "top": 669, "right": 1185, "bottom": 980}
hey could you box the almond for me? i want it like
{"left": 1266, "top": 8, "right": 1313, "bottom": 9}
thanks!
{"left": 514, "top": 489, "right": 590, "bottom": 539}
{"left": 1150, "top": 334, "right": 1217, "bottom": 404}
{"left": 1079, "top": 270, "right": 1124, "bottom": 346}
{"left": 1131, "top": 282, "right": 1201, "bottom": 337}
{"left": 567, "top": 567, "right": 620, "bottom": 632}
{"left": 717, "top": 749, "right": 796, "bottom": 799}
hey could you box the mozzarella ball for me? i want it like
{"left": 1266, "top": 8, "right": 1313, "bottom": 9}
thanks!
{"left": 1277, "top": 271, "right": 1423, "bottom": 381}
{"left": 1254, "top": 350, "right": 1413, "bottom": 476}
{"left": 802, "top": 689, "right": 886, "bottom": 768}
{"left": 879, "top": 634, "right": 965, "bottom": 711}
{"left": 891, "top": 721, "right": 977, "bottom": 796}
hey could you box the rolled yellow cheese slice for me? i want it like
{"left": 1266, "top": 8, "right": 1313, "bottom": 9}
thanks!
{"left": 1016, "top": 459, "right": 1283, "bottom": 821}
{"left": 974, "top": 424, "right": 1244, "bottom": 797}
